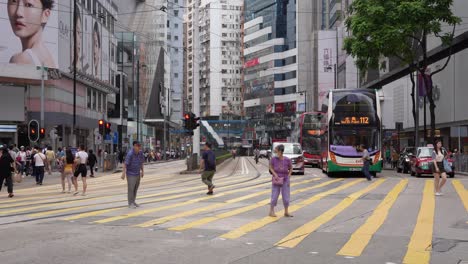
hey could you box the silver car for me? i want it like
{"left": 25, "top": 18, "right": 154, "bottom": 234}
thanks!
{"left": 271, "top": 142, "right": 305, "bottom": 175}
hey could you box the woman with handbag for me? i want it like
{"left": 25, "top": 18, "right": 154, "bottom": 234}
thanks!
{"left": 60, "top": 149, "right": 75, "bottom": 193}
{"left": 269, "top": 144, "right": 293, "bottom": 218}
{"left": 432, "top": 140, "right": 449, "bottom": 196}
{"left": 0, "top": 147, "right": 15, "bottom": 198}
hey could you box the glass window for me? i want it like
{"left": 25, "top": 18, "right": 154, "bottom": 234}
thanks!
{"left": 331, "top": 128, "right": 380, "bottom": 151}
{"left": 93, "top": 91, "right": 97, "bottom": 110}
{"left": 87, "top": 89, "right": 91, "bottom": 109}
{"left": 98, "top": 92, "right": 102, "bottom": 112}
{"left": 283, "top": 144, "right": 302, "bottom": 154}
{"left": 418, "top": 147, "right": 434, "bottom": 158}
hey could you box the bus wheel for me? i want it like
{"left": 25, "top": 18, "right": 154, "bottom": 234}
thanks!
{"left": 327, "top": 172, "right": 335, "bottom": 178}
{"left": 371, "top": 172, "right": 377, "bottom": 177}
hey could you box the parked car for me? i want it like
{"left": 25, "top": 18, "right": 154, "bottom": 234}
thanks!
{"left": 271, "top": 142, "right": 305, "bottom": 175}
{"left": 397, "top": 147, "right": 415, "bottom": 174}
{"left": 410, "top": 146, "right": 455, "bottom": 178}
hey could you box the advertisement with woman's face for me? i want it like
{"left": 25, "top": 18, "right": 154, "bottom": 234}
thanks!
{"left": 92, "top": 19, "right": 101, "bottom": 78}
{"left": 0, "top": 0, "right": 58, "bottom": 68}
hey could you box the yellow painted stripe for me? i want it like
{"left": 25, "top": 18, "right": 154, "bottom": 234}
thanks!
{"left": 1, "top": 175, "right": 253, "bottom": 216}
{"left": 220, "top": 179, "right": 365, "bottom": 240}
{"left": 170, "top": 179, "right": 343, "bottom": 231}
{"left": 453, "top": 180, "right": 468, "bottom": 212}
{"left": 402, "top": 180, "right": 435, "bottom": 264}
{"left": 62, "top": 177, "right": 265, "bottom": 221}
{"left": 276, "top": 179, "right": 385, "bottom": 248}
{"left": 135, "top": 179, "right": 323, "bottom": 228}
{"left": 337, "top": 179, "right": 408, "bottom": 256}
{"left": 94, "top": 178, "right": 271, "bottom": 224}
{"left": 63, "top": 208, "right": 122, "bottom": 221}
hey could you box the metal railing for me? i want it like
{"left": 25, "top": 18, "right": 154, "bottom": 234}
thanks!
{"left": 453, "top": 154, "right": 468, "bottom": 173}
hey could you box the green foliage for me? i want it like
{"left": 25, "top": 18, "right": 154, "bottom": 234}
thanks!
{"left": 344, "top": 0, "right": 461, "bottom": 73}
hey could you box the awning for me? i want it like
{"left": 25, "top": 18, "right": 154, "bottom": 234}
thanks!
{"left": 0, "top": 125, "right": 17, "bottom": 133}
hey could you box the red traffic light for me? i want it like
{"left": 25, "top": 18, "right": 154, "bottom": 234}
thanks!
{"left": 40, "top": 128, "right": 45, "bottom": 134}
{"left": 31, "top": 129, "right": 36, "bottom": 135}
{"left": 184, "top": 113, "right": 190, "bottom": 120}
{"left": 99, "top": 119, "right": 104, "bottom": 126}
{"left": 105, "top": 123, "right": 111, "bottom": 129}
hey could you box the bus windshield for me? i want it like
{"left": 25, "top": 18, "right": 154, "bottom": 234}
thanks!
{"left": 331, "top": 128, "right": 380, "bottom": 151}
{"left": 332, "top": 90, "right": 378, "bottom": 126}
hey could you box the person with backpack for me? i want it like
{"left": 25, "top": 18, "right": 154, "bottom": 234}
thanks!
{"left": 121, "top": 141, "right": 145, "bottom": 209}
{"left": 200, "top": 142, "right": 216, "bottom": 195}
{"left": 87, "top": 149, "right": 97, "bottom": 177}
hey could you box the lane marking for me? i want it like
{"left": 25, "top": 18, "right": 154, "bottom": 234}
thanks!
{"left": 135, "top": 179, "right": 321, "bottom": 227}
{"left": 170, "top": 179, "right": 343, "bottom": 231}
{"left": 337, "top": 179, "right": 408, "bottom": 256}
{"left": 220, "top": 179, "right": 365, "bottom": 240}
{"left": 276, "top": 179, "right": 385, "bottom": 248}
{"left": 453, "top": 180, "right": 468, "bottom": 212}
{"left": 16, "top": 176, "right": 257, "bottom": 217}
{"left": 402, "top": 180, "right": 435, "bottom": 264}
{"left": 93, "top": 178, "right": 270, "bottom": 224}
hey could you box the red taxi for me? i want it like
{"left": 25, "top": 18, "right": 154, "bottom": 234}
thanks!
{"left": 410, "top": 146, "right": 455, "bottom": 178}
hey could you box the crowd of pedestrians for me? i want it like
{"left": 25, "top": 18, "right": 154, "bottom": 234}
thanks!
{"left": 0, "top": 144, "right": 103, "bottom": 198}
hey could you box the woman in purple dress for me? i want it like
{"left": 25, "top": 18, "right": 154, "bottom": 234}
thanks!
{"left": 269, "top": 144, "right": 293, "bottom": 217}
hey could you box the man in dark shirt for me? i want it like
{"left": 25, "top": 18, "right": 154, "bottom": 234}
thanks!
{"left": 200, "top": 142, "right": 216, "bottom": 195}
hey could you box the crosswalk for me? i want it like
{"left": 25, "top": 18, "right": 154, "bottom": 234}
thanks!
{"left": 1, "top": 160, "right": 468, "bottom": 264}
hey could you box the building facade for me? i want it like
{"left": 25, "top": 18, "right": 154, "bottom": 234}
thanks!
{"left": 0, "top": 0, "right": 119, "bottom": 150}
{"left": 242, "top": 0, "right": 304, "bottom": 142}
{"left": 185, "top": 0, "right": 244, "bottom": 118}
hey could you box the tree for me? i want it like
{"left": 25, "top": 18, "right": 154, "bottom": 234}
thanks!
{"left": 344, "top": 0, "right": 461, "bottom": 144}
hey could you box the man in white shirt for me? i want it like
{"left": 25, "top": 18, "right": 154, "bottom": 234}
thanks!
{"left": 18, "top": 146, "right": 27, "bottom": 176}
{"left": 73, "top": 145, "right": 88, "bottom": 196}
{"left": 33, "top": 146, "right": 46, "bottom": 185}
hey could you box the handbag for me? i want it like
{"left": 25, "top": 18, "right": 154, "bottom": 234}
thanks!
{"left": 14, "top": 172, "right": 22, "bottom": 183}
{"left": 272, "top": 176, "right": 284, "bottom": 186}
{"left": 443, "top": 159, "right": 452, "bottom": 173}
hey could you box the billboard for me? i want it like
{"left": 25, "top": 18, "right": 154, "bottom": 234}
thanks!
{"left": 317, "top": 30, "right": 337, "bottom": 108}
{"left": 1, "top": 0, "right": 111, "bottom": 83}
{"left": 0, "top": 0, "right": 59, "bottom": 68}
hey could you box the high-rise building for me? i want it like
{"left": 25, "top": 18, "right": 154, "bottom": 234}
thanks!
{"left": 243, "top": 0, "right": 321, "bottom": 142}
{"left": 184, "top": 0, "right": 244, "bottom": 118}
{"left": 167, "top": 1, "right": 184, "bottom": 124}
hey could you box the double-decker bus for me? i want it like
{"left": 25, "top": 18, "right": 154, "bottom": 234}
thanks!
{"left": 322, "top": 89, "right": 383, "bottom": 176}
{"left": 292, "top": 112, "right": 327, "bottom": 167}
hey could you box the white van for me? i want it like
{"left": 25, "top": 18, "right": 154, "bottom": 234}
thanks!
{"left": 271, "top": 142, "right": 305, "bottom": 175}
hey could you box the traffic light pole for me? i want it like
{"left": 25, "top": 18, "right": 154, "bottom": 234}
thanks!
{"left": 192, "top": 0, "right": 200, "bottom": 158}
{"left": 40, "top": 64, "right": 45, "bottom": 131}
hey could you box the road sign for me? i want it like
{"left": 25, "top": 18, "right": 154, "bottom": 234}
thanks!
{"left": 95, "top": 134, "right": 102, "bottom": 144}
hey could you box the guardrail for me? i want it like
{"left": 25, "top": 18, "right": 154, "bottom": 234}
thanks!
{"left": 453, "top": 154, "right": 468, "bottom": 173}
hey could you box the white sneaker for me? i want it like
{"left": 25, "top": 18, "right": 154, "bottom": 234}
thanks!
{"left": 435, "top": 192, "right": 443, "bottom": 196}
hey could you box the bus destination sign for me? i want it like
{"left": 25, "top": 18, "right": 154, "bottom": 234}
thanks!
{"left": 339, "top": 116, "right": 370, "bottom": 125}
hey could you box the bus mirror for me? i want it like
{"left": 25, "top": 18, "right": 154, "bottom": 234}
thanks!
{"left": 321, "top": 104, "right": 328, "bottom": 113}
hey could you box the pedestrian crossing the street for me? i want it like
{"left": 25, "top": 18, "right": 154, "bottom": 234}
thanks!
{"left": 1, "top": 159, "right": 468, "bottom": 264}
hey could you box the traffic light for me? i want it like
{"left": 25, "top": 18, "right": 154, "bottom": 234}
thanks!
{"left": 98, "top": 119, "right": 104, "bottom": 135}
{"left": 192, "top": 113, "right": 200, "bottom": 129}
{"left": 28, "top": 120, "right": 39, "bottom": 142}
{"left": 184, "top": 113, "right": 190, "bottom": 130}
{"left": 105, "top": 122, "right": 111, "bottom": 135}
{"left": 39, "top": 128, "right": 46, "bottom": 139}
